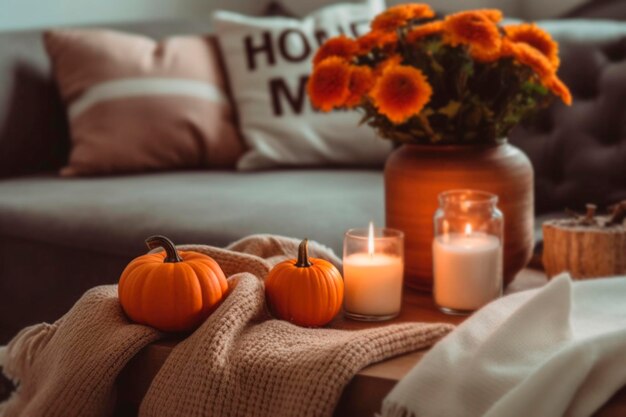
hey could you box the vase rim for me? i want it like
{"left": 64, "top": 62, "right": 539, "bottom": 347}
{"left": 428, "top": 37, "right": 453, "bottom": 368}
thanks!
{"left": 402, "top": 140, "right": 507, "bottom": 151}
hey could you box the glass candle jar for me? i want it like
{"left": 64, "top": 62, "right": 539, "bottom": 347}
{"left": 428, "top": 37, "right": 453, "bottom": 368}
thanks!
{"left": 343, "top": 223, "right": 404, "bottom": 321}
{"left": 433, "top": 190, "right": 503, "bottom": 315}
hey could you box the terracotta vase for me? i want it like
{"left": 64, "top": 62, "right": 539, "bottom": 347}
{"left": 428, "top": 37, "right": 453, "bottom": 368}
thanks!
{"left": 384, "top": 142, "right": 534, "bottom": 292}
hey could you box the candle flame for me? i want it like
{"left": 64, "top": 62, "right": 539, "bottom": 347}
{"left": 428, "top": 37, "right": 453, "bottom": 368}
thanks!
{"left": 368, "top": 221, "right": 375, "bottom": 256}
{"left": 464, "top": 223, "right": 472, "bottom": 236}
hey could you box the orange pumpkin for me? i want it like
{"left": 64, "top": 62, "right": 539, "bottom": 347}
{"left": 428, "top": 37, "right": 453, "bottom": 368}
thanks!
{"left": 118, "top": 235, "right": 228, "bottom": 332}
{"left": 265, "top": 239, "right": 344, "bottom": 327}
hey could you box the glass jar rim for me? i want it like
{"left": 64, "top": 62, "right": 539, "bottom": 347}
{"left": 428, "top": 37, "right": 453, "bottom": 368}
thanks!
{"left": 345, "top": 227, "right": 404, "bottom": 240}
{"left": 438, "top": 189, "right": 498, "bottom": 207}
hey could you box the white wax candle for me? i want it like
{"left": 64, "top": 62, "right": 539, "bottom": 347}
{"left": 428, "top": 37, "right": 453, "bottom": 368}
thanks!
{"left": 343, "top": 253, "right": 404, "bottom": 316}
{"left": 433, "top": 232, "right": 502, "bottom": 312}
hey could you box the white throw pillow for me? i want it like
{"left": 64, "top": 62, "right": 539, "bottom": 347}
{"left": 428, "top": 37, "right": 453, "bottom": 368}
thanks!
{"left": 212, "top": 0, "right": 392, "bottom": 171}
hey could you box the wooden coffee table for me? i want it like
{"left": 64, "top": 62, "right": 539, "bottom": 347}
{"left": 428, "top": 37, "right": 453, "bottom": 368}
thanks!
{"left": 115, "top": 269, "right": 626, "bottom": 416}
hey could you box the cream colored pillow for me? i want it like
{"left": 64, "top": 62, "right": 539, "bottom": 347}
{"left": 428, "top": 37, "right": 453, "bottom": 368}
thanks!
{"left": 212, "top": 0, "right": 392, "bottom": 171}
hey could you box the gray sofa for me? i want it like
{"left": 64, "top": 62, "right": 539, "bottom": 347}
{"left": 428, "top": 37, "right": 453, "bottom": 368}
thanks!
{"left": 1, "top": 19, "right": 626, "bottom": 344}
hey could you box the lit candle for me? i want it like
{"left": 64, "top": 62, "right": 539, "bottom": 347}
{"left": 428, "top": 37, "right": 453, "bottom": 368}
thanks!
{"left": 343, "top": 222, "right": 404, "bottom": 321}
{"left": 433, "top": 223, "right": 502, "bottom": 313}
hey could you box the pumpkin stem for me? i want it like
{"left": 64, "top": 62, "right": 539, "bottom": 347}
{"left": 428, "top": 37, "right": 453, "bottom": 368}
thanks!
{"left": 295, "top": 239, "right": 313, "bottom": 268}
{"left": 145, "top": 235, "right": 183, "bottom": 263}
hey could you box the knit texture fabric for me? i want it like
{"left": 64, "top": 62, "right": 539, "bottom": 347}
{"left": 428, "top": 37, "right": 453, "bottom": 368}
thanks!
{"left": 1, "top": 235, "right": 453, "bottom": 417}
{"left": 0, "top": 287, "right": 162, "bottom": 417}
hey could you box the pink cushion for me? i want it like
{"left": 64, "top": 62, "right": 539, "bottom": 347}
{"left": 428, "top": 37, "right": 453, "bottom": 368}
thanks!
{"left": 44, "top": 29, "right": 244, "bottom": 176}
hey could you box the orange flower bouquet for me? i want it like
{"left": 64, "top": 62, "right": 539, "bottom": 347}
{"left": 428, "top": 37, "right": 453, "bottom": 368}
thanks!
{"left": 307, "top": 5, "right": 571, "bottom": 144}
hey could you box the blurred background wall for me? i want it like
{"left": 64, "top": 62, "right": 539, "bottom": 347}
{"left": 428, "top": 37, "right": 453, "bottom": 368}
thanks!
{"left": 0, "top": 0, "right": 595, "bottom": 32}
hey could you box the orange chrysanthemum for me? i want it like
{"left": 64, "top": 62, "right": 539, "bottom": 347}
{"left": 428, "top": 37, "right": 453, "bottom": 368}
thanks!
{"left": 406, "top": 21, "right": 444, "bottom": 43}
{"left": 470, "top": 43, "right": 503, "bottom": 62}
{"left": 376, "top": 54, "right": 403, "bottom": 74}
{"left": 499, "top": 37, "right": 516, "bottom": 57}
{"left": 371, "top": 4, "right": 435, "bottom": 32}
{"left": 443, "top": 10, "right": 502, "bottom": 58}
{"left": 475, "top": 9, "right": 503, "bottom": 23}
{"left": 545, "top": 75, "right": 572, "bottom": 105}
{"left": 402, "top": 4, "right": 436, "bottom": 17}
{"left": 397, "top": 3, "right": 436, "bottom": 20}
{"left": 357, "top": 31, "right": 381, "bottom": 53}
{"left": 508, "top": 42, "right": 554, "bottom": 79}
{"left": 356, "top": 30, "right": 398, "bottom": 54}
{"left": 345, "top": 66, "right": 376, "bottom": 107}
{"left": 505, "top": 23, "right": 560, "bottom": 68}
{"left": 307, "top": 57, "right": 351, "bottom": 111}
{"left": 313, "top": 35, "right": 358, "bottom": 66}
{"left": 370, "top": 65, "right": 433, "bottom": 123}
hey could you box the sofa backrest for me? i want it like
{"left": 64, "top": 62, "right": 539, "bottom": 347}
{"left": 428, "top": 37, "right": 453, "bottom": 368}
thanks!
{"left": 0, "top": 19, "right": 213, "bottom": 178}
{"left": 509, "top": 20, "right": 626, "bottom": 213}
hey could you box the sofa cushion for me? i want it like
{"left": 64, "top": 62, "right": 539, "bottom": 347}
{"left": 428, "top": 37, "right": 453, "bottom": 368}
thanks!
{"left": 44, "top": 29, "right": 244, "bottom": 176}
{"left": 0, "top": 170, "right": 384, "bottom": 341}
{"left": 0, "top": 170, "right": 384, "bottom": 257}
{"left": 0, "top": 19, "right": 217, "bottom": 178}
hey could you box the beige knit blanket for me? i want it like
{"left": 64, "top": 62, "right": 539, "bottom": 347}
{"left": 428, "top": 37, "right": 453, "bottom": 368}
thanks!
{"left": 0, "top": 235, "right": 454, "bottom": 417}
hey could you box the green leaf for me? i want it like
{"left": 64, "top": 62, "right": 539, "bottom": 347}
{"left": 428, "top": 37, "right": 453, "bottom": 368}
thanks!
{"left": 465, "top": 106, "right": 482, "bottom": 127}
{"left": 438, "top": 100, "right": 462, "bottom": 118}
{"left": 522, "top": 81, "right": 548, "bottom": 95}
{"left": 417, "top": 114, "right": 435, "bottom": 136}
{"left": 421, "top": 107, "right": 435, "bottom": 117}
{"left": 462, "top": 60, "right": 475, "bottom": 77}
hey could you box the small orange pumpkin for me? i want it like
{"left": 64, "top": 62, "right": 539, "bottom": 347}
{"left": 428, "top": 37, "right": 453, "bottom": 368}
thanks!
{"left": 118, "top": 235, "right": 228, "bottom": 332}
{"left": 265, "top": 239, "right": 344, "bottom": 327}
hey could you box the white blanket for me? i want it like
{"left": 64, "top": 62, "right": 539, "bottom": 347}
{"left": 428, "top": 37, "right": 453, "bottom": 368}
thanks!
{"left": 381, "top": 274, "right": 626, "bottom": 417}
